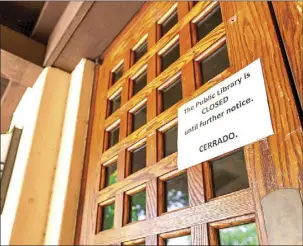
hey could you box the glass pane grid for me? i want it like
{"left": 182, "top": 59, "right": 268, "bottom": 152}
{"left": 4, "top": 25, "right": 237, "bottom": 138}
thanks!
{"left": 210, "top": 149, "right": 249, "bottom": 197}
{"left": 130, "top": 145, "right": 146, "bottom": 175}
{"left": 196, "top": 5, "right": 223, "bottom": 41}
{"left": 128, "top": 190, "right": 146, "bottom": 223}
{"left": 161, "top": 77, "right": 183, "bottom": 112}
{"left": 200, "top": 44, "right": 229, "bottom": 84}
{"left": 218, "top": 223, "right": 259, "bottom": 245}
{"left": 161, "top": 42, "right": 180, "bottom": 72}
{"left": 109, "top": 94, "right": 121, "bottom": 116}
{"left": 134, "top": 40, "right": 148, "bottom": 63}
{"left": 112, "top": 64, "right": 124, "bottom": 85}
{"left": 161, "top": 10, "right": 178, "bottom": 37}
{"left": 166, "top": 235, "right": 192, "bottom": 245}
{"left": 104, "top": 162, "right": 117, "bottom": 188}
{"left": 108, "top": 125, "right": 120, "bottom": 149}
{"left": 101, "top": 203, "right": 115, "bottom": 231}
{"left": 131, "top": 105, "right": 147, "bottom": 132}
{"left": 164, "top": 172, "right": 189, "bottom": 212}
{"left": 132, "top": 71, "right": 147, "bottom": 96}
{"left": 163, "top": 125, "right": 178, "bottom": 158}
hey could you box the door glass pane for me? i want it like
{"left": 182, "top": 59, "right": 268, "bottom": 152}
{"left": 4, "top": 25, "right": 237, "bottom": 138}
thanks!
{"left": 105, "top": 162, "right": 117, "bottom": 187}
{"left": 108, "top": 125, "right": 120, "bottom": 148}
{"left": 211, "top": 149, "right": 249, "bottom": 197}
{"left": 162, "top": 77, "right": 182, "bottom": 111}
{"left": 131, "top": 145, "right": 146, "bottom": 174}
{"left": 165, "top": 172, "right": 189, "bottom": 212}
{"left": 109, "top": 94, "right": 121, "bottom": 116}
{"left": 166, "top": 235, "right": 192, "bottom": 245}
{"left": 133, "top": 71, "right": 147, "bottom": 96}
{"left": 200, "top": 44, "right": 229, "bottom": 84}
{"left": 132, "top": 105, "right": 147, "bottom": 132}
{"left": 102, "top": 203, "right": 115, "bottom": 231}
{"left": 163, "top": 125, "right": 178, "bottom": 158}
{"left": 161, "top": 42, "right": 180, "bottom": 71}
{"left": 112, "top": 64, "right": 124, "bottom": 84}
{"left": 219, "top": 223, "right": 259, "bottom": 245}
{"left": 129, "top": 190, "right": 146, "bottom": 222}
{"left": 197, "top": 5, "right": 223, "bottom": 41}
{"left": 134, "top": 40, "right": 148, "bottom": 63}
{"left": 161, "top": 10, "right": 178, "bottom": 37}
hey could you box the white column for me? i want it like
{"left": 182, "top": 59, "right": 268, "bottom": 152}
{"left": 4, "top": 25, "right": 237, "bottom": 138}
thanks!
{"left": 44, "top": 59, "right": 94, "bottom": 245}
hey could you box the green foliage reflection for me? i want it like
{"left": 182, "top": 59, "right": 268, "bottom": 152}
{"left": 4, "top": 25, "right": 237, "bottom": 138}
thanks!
{"left": 219, "top": 223, "right": 259, "bottom": 245}
{"left": 102, "top": 203, "right": 115, "bottom": 231}
{"left": 130, "top": 190, "right": 146, "bottom": 222}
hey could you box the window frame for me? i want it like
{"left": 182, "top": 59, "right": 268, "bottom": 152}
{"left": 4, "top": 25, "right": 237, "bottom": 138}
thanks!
{"left": 123, "top": 184, "right": 147, "bottom": 225}
{"left": 100, "top": 156, "right": 119, "bottom": 190}
{"left": 96, "top": 198, "right": 116, "bottom": 233}
{"left": 126, "top": 138, "right": 147, "bottom": 177}
{"left": 110, "top": 60, "right": 124, "bottom": 87}
{"left": 158, "top": 169, "right": 189, "bottom": 216}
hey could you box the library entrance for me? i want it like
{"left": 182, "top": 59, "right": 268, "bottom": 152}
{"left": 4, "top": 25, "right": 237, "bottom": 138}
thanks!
{"left": 76, "top": 2, "right": 302, "bottom": 245}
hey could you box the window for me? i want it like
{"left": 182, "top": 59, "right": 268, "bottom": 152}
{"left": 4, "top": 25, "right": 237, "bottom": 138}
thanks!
{"left": 159, "top": 76, "right": 183, "bottom": 112}
{"left": 97, "top": 202, "right": 115, "bottom": 232}
{"left": 108, "top": 92, "right": 121, "bottom": 116}
{"left": 124, "top": 189, "right": 146, "bottom": 224}
{"left": 166, "top": 235, "right": 192, "bottom": 245}
{"left": 160, "top": 10, "right": 178, "bottom": 37}
{"left": 106, "top": 124, "right": 120, "bottom": 150}
{"left": 131, "top": 70, "right": 147, "bottom": 97}
{"left": 163, "top": 172, "right": 189, "bottom": 213}
{"left": 162, "top": 125, "right": 178, "bottom": 158}
{"left": 159, "top": 229, "right": 192, "bottom": 245}
{"left": 196, "top": 5, "right": 223, "bottom": 41}
{"left": 128, "top": 144, "right": 146, "bottom": 176}
{"left": 133, "top": 39, "right": 148, "bottom": 64}
{"left": 160, "top": 41, "right": 180, "bottom": 72}
{"left": 211, "top": 149, "right": 249, "bottom": 197}
{"left": 218, "top": 223, "right": 259, "bottom": 245}
{"left": 130, "top": 105, "right": 147, "bottom": 133}
{"left": 111, "top": 62, "right": 124, "bottom": 85}
{"left": 101, "top": 161, "right": 117, "bottom": 189}
{"left": 123, "top": 238, "right": 145, "bottom": 246}
{"left": 199, "top": 44, "right": 229, "bottom": 84}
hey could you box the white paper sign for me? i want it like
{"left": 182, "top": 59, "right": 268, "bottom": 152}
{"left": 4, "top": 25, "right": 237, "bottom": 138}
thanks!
{"left": 177, "top": 59, "right": 273, "bottom": 170}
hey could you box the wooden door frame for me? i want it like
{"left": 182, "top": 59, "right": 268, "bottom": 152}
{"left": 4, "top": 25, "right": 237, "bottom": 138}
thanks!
{"left": 75, "top": 2, "right": 303, "bottom": 245}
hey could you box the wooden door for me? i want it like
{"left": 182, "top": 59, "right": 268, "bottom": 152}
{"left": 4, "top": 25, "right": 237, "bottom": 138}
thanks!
{"left": 76, "top": 2, "right": 302, "bottom": 245}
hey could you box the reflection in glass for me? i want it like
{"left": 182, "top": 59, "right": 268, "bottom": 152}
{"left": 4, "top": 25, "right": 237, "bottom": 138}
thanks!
{"left": 165, "top": 173, "right": 189, "bottom": 212}
{"left": 109, "top": 94, "right": 121, "bottom": 116}
{"left": 112, "top": 64, "right": 124, "bottom": 84}
{"left": 132, "top": 105, "right": 147, "bottom": 132}
{"left": 105, "top": 162, "right": 117, "bottom": 187}
{"left": 102, "top": 203, "right": 115, "bottom": 231}
{"left": 162, "top": 77, "right": 182, "bottom": 112}
{"left": 133, "top": 71, "right": 147, "bottom": 96}
{"left": 129, "top": 190, "right": 146, "bottom": 222}
{"left": 161, "top": 10, "right": 178, "bottom": 37}
{"left": 200, "top": 44, "right": 229, "bottom": 84}
{"left": 211, "top": 149, "right": 249, "bottom": 197}
{"left": 161, "top": 42, "right": 180, "bottom": 71}
{"left": 197, "top": 5, "right": 223, "bottom": 41}
{"left": 134, "top": 40, "right": 148, "bottom": 63}
{"left": 163, "top": 125, "right": 178, "bottom": 158}
{"left": 130, "top": 145, "right": 146, "bottom": 174}
{"left": 108, "top": 125, "right": 120, "bottom": 148}
{"left": 219, "top": 223, "right": 259, "bottom": 245}
{"left": 166, "top": 235, "right": 192, "bottom": 245}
